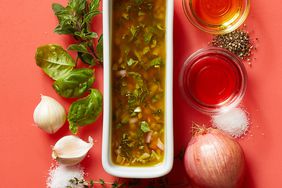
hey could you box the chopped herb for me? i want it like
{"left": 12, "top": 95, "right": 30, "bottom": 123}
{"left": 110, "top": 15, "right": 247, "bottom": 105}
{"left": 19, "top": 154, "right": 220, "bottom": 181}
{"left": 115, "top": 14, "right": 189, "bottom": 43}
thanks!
{"left": 134, "top": 0, "right": 144, "bottom": 4}
{"left": 151, "top": 39, "right": 157, "bottom": 48}
{"left": 150, "top": 57, "right": 162, "bottom": 68}
{"left": 130, "top": 25, "right": 140, "bottom": 40}
{"left": 143, "top": 47, "right": 150, "bottom": 55}
{"left": 127, "top": 58, "right": 138, "bottom": 66}
{"left": 122, "top": 13, "right": 129, "bottom": 20}
{"left": 152, "top": 93, "right": 163, "bottom": 103}
{"left": 152, "top": 109, "right": 162, "bottom": 116}
{"left": 116, "top": 123, "right": 123, "bottom": 129}
{"left": 140, "top": 121, "right": 150, "bottom": 132}
{"left": 157, "top": 24, "right": 165, "bottom": 31}
{"left": 144, "top": 32, "right": 153, "bottom": 44}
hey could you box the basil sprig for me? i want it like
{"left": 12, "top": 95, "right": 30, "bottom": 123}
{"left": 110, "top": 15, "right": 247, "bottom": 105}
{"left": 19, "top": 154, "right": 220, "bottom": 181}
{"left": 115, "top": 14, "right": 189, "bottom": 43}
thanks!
{"left": 35, "top": 0, "right": 103, "bottom": 134}
{"left": 52, "top": 0, "right": 103, "bottom": 65}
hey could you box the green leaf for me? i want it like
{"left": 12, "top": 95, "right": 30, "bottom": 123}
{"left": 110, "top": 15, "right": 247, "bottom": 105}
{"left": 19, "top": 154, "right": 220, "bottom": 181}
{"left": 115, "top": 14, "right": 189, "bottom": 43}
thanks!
{"left": 74, "top": 31, "right": 98, "bottom": 40}
{"left": 111, "top": 181, "right": 120, "bottom": 188}
{"left": 52, "top": 3, "right": 77, "bottom": 35}
{"left": 84, "top": 0, "right": 101, "bottom": 24}
{"left": 99, "top": 179, "right": 105, "bottom": 185}
{"left": 150, "top": 57, "right": 162, "bottom": 68}
{"left": 144, "top": 32, "right": 153, "bottom": 44}
{"left": 53, "top": 68, "right": 94, "bottom": 98}
{"left": 127, "top": 58, "right": 138, "bottom": 66}
{"left": 78, "top": 52, "right": 95, "bottom": 65}
{"left": 69, "top": 0, "right": 86, "bottom": 14}
{"left": 96, "top": 34, "right": 103, "bottom": 62}
{"left": 140, "top": 121, "right": 150, "bottom": 132}
{"left": 68, "top": 43, "right": 89, "bottom": 54}
{"left": 35, "top": 44, "right": 75, "bottom": 80}
{"left": 89, "top": 0, "right": 100, "bottom": 10}
{"left": 134, "top": 0, "right": 144, "bottom": 4}
{"left": 68, "top": 89, "right": 103, "bottom": 134}
{"left": 52, "top": 3, "right": 65, "bottom": 13}
{"left": 84, "top": 10, "right": 100, "bottom": 24}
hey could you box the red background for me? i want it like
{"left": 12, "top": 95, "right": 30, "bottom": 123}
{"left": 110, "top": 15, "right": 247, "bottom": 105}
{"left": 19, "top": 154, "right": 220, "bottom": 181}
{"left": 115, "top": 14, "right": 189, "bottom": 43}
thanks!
{"left": 0, "top": 0, "right": 281, "bottom": 187}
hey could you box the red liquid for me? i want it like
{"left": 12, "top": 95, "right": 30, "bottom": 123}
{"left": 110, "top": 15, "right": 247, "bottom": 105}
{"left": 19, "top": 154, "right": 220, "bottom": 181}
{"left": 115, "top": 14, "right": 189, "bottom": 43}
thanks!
{"left": 184, "top": 54, "right": 242, "bottom": 106}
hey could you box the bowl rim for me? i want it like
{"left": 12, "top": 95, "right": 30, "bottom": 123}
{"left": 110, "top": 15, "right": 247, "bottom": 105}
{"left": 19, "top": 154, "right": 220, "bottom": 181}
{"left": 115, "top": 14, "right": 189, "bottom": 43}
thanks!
{"left": 102, "top": 0, "right": 174, "bottom": 178}
{"left": 182, "top": 0, "right": 251, "bottom": 34}
{"left": 179, "top": 47, "right": 248, "bottom": 115}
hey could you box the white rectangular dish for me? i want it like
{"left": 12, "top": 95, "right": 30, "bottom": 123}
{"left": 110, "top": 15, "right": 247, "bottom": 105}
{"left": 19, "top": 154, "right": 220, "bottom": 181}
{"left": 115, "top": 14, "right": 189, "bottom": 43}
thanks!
{"left": 102, "top": 0, "right": 174, "bottom": 178}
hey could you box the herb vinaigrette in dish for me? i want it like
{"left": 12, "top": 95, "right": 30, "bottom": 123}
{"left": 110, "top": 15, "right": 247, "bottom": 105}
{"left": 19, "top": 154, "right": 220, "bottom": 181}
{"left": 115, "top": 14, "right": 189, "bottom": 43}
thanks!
{"left": 111, "top": 0, "right": 166, "bottom": 166}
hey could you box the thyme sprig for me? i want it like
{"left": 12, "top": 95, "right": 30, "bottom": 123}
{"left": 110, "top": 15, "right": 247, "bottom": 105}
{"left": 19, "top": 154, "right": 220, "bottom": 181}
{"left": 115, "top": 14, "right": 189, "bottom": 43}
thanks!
{"left": 67, "top": 177, "right": 125, "bottom": 188}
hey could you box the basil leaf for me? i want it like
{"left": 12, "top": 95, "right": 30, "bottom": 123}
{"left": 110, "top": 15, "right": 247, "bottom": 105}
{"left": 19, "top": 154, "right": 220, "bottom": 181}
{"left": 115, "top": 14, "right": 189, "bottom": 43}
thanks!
{"left": 68, "top": 43, "right": 90, "bottom": 54}
{"left": 35, "top": 44, "right": 75, "bottom": 80}
{"left": 68, "top": 89, "right": 103, "bottom": 134}
{"left": 84, "top": 0, "right": 100, "bottom": 24}
{"left": 74, "top": 31, "right": 98, "bottom": 40}
{"left": 140, "top": 121, "right": 150, "bottom": 132}
{"left": 69, "top": 0, "right": 86, "bottom": 14}
{"left": 89, "top": 0, "right": 100, "bottom": 11}
{"left": 78, "top": 52, "right": 95, "bottom": 65}
{"left": 52, "top": 3, "right": 65, "bottom": 14}
{"left": 96, "top": 34, "right": 103, "bottom": 62}
{"left": 53, "top": 68, "right": 94, "bottom": 98}
{"left": 52, "top": 3, "right": 77, "bottom": 35}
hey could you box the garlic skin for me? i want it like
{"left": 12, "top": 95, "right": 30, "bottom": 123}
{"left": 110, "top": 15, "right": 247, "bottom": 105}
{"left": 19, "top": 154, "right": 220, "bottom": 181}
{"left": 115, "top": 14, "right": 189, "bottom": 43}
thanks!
{"left": 33, "top": 95, "right": 66, "bottom": 134}
{"left": 52, "top": 135, "right": 93, "bottom": 166}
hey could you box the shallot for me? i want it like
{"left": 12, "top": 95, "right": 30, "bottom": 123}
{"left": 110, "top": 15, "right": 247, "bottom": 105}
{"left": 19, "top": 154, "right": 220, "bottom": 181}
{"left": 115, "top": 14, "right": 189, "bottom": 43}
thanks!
{"left": 184, "top": 127, "right": 245, "bottom": 188}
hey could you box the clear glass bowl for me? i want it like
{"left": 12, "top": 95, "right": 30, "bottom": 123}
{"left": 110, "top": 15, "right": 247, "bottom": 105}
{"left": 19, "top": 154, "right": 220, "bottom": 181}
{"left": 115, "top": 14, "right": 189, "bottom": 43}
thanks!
{"left": 183, "top": 0, "right": 250, "bottom": 34}
{"left": 179, "top": 47, "right": 247, "bottom": 114}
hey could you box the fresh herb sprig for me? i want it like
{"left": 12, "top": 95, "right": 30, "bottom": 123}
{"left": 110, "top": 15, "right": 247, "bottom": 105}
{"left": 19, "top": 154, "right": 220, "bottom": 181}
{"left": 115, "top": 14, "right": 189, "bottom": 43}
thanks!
{"left": 35, "top": 0, "right": 103, "bottom": 134}
{"left": 67, "top": 149, "right": 190, "bottom": 188}
{"left": 67, "top": 177, "right": 125, "bottom": 188}
{"left": 52, "top": 0, "right": 103, "bottom": 65}
{"left": 67, "top": 176, "right": 190, "bottom": 188}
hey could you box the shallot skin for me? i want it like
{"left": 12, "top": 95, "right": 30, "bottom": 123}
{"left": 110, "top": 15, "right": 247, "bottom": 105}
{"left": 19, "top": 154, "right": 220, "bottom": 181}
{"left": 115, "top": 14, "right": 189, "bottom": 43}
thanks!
{"left": 184, "top": 128, "right": 245, "bottom": 188}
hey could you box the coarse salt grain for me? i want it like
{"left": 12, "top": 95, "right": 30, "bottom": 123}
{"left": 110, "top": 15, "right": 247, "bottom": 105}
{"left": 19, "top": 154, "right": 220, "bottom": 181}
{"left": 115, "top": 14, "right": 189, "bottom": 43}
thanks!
{"left": 212, "top": 108, "right": 249, "bottom": 138}
{"left": 47, "top": 164, "right": 84, "bottom": 188}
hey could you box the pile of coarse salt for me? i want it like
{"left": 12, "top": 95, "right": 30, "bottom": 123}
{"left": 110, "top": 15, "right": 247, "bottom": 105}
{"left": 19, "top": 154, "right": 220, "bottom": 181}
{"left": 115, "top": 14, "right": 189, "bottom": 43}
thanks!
{"left": 47, "top": 164, "right": 85, "bottom": 188}
{"left": 212, "top": 108, "right": 249, "bottom": 138}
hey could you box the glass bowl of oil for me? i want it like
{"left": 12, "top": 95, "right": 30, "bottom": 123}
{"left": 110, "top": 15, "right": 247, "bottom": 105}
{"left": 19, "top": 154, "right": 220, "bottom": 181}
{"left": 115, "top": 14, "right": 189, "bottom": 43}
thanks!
{"left": 179, "top": 47, "right": 247, "bottom": 114}
{"left": 183, "top": 0, "right": 250, "bottom": 34}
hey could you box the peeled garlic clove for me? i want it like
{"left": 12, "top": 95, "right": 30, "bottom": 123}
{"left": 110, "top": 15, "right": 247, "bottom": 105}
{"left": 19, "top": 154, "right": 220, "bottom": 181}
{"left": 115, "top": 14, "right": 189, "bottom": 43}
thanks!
{"left": 52, "top": 135, "right": 93, "bottom": 166}
{"left": 33, "top": 95, "right": 66, "bottom": 134}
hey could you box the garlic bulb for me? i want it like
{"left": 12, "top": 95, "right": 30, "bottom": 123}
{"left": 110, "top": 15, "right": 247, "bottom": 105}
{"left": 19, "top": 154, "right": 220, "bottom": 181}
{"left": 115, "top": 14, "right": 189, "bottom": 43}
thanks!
{"left": 33, "top": 95, "right": 66, "bottom": 134}
{"left": 52, "top": 135, "right": 93, "bottom": 166}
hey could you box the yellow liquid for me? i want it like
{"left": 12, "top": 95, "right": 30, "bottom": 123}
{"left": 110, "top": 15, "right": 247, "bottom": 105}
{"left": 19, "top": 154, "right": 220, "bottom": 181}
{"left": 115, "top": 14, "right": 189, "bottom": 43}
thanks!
{"left": 111, "top": 0, "right": 166, "bottom": 166}
{"left": 191, "top": 0, "right": 243, "bottom": 26}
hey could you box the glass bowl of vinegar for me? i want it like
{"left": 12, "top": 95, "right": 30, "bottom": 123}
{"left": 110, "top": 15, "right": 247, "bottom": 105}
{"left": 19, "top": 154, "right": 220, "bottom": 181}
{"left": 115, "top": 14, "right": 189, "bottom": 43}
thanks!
{"left": 183, "top": 0, "right": 250, "bottom": 34}
{"left": 179, "top": 47, "right": 247, "bottom": 114}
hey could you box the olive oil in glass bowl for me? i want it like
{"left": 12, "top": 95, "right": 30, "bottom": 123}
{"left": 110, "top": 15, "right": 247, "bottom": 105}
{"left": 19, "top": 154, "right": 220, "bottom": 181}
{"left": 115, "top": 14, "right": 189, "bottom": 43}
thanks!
{"left": 183, "top": 0, "right": 250, "bottom": 34}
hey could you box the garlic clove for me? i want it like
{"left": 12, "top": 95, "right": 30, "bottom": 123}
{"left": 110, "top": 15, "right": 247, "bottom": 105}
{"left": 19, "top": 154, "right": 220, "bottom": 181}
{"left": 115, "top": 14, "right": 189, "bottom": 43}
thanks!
{"left": 33, "top": 95, "right": 66, "bottom": 134}
{"left": 52, "top": 135, "right": 93, "bottom": 166}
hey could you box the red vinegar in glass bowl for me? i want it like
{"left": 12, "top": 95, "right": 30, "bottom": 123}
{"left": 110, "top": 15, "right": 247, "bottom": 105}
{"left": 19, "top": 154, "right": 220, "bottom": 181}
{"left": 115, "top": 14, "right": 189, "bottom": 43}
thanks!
{"left": 179, "top": 47, "right": 247, "bottom": 114}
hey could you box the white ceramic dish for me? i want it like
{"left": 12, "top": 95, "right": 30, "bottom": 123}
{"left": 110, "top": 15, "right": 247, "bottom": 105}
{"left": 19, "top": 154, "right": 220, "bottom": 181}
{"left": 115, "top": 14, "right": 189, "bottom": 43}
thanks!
{"left": 102, "top": 0, "right": 174, "bottom": 178}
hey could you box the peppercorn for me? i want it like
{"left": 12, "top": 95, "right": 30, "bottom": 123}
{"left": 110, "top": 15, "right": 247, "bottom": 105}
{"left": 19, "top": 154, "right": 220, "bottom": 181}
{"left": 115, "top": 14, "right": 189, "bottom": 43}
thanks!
{"left": 211, "top": 29, "right": 254, "bottom": 60}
